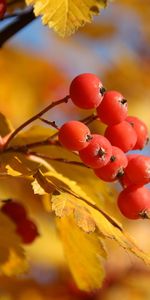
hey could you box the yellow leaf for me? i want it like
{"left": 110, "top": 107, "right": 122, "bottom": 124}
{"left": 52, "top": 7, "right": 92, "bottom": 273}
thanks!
{"left": 0, "top": 212, "right": 28, "bottom": 275}
{"left": 52, "top": 191, "right": 74, "bottom": 217}
{"left": 10, "top": 126, "right": 56, "bottom": 147}
{"left": 52, "top": 191, "right": 96, "bottom": 233}
{"left": 32, "top": 169, "right": 95, "bottom": 205}
{"left": 32, "top": 170, "right": 56, "bottom": 195}
{"left": 89, "top": 207, "right": 150, "bottom": 265}
{"left": 31, "top": 171, "right": 96, "bottom": 232}
{"left": 25, "top": 0, "right": 107, "bottom": 37}
{"left": 57, "top": 215, "right": 106, "bottom": 291}
{"left": 74, "top": 206, "right": 96, "bottom": 233}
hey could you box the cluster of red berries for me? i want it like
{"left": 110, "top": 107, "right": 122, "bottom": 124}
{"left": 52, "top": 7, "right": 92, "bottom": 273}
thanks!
{"left": 0, "top": 0, "right": 7, "bottom": 18}
{"left": 59, "top": 73, "right": 150, "bottom": 220}
{"left": 1, "top": 200, "right": 39, "bottom": 244}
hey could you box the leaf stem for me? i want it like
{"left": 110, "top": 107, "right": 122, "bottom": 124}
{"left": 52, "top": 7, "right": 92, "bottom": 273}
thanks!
{"left": 3, "top": 95, "right": 70, "bottom": 149}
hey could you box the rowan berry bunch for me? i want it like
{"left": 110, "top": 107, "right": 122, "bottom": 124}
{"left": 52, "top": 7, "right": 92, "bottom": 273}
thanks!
{"left": 1, "top": 200, "right": 39, "bottom": 244}
{"left": 59, "top": 73, "right": 150, "bottom": 220}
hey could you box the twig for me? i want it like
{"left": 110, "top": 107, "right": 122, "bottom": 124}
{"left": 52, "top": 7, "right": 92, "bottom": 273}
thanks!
{"left": 0, "top": 8, "right": 35, "bottom": 47}
{"left": 80, "top": 113, "right": 98, "bottom": 125}
{"left": 3, "top": 95, "right": 70, "bottom": 149}
{"left": 39, "top": 118, "right": 59, "bottom": 130}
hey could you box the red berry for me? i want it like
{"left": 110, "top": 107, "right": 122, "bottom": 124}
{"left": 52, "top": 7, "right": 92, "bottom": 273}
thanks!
{"left": 79, "top": 134, "right": 112, "bottom": 168}
{"left": 125, "top": 155, "right": 150, "bottom": 185}
{"left": 104, "top": 121, "right": 137, "bottom": 152}
{"left": 126, "top": 116, "right": 149, "bottom": 150}
{"left": 69, "top": 73, "right": 105, "bottom": 109}
{"left": 119, "top": 154, "right": 140, "bottom": 188}
{"left": 0, "top": 0, "right": 7, "bottom": 18}
{"left": 59, "top": 121, "right": 92, "bottom": 151}
{"left": 94, "top": 146, "right": 128, "bottom": 182}
{"left": 117, "top": 186, "right": 150, "bottom": 219}
{"left": 16, "top": 219, "right": 39, "bottom": 244}
{"left": 97, "top": 91, "right": 128, "bottom": 125}
{"left": 1, "top": 200, "right": 27, "bottom": 223}
{"left": 126, "top": 153, "right": 140, "bottom": 162}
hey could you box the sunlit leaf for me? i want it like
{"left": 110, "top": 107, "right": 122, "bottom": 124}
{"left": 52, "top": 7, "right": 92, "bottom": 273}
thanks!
{"left": 9, "top": 126, "right": 56, "bottom": 147}
{"left": 57, "top": 215, "right": 106, "bottom": 291}
{"left": 25, "top": 0, "right": 107, "bottom": 37}
{"left": 31, "top": 171, "right": 150, "bottom": 265}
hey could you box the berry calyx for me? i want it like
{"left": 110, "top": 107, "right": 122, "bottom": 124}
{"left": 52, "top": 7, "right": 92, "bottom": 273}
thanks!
{"left": 59, "top": 121, "right": 92, "bottom": 151}
{"left": 117, "top": 186, "right": 150, "bottom": 220}
{"left": 97, "top": 91, "right": 128, "bottom": 125}
{"left": 79, "top": 134, "right": 112, "bottom": 168}
{"left": 94, "top": 146, "right": 128, "bottom": 182}
{"left": 125, "top": 155, "right": 150, "bottom": 185}
{"left": 69, "top": 73, "right": 104, "bottom": 109}
{"left": 126, "top": 116, "right": 149, "bottom": 150}
{"left": 1, "top": 200, "right": 27, "bottom": 223}
{"left": 104, "top": 121, "right": 137, "bottom": 152}
{"left": 16, "top": 219, "right": 39, "bottom": 244}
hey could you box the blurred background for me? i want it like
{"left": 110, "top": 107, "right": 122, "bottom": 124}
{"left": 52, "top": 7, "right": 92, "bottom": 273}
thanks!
{"left": 0, "top": 0, "right": 150, "bottom": 299}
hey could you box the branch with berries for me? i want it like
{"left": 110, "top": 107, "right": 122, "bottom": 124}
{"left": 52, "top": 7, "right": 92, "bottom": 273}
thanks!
{"left": 0, "top": 73, "right": 149, "bottom": 220}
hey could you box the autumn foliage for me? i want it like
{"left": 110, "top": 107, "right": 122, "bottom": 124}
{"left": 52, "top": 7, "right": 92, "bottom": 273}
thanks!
{"left": 0, "top": 1, "right": 150, "bottom": 300}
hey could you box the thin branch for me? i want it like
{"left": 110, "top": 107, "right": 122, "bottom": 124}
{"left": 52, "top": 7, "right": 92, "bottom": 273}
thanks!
{"left": 0, "top": 9, "right": 35, "bottom": 47}
{"left": 84, "top": 114, "right": 98, "bottom": 125}
{"left": 41, "top": 113, "right": 99, "bottom": 140}
{"left": 80, "top": 113, "right": 98, "bottom": 125}
{"left": 3, "top": 95, "right": 70, "bottom": 149}
{"left": 39, "top": 118, "right": 59, "bottom": 130}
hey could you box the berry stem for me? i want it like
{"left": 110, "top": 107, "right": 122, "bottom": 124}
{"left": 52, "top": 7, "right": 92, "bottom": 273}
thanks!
{"left": 3, "top": 95, "right": 70, "bottom": 149}
{"left": 80, "top": 113, "right": 98, "bottom": 125}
